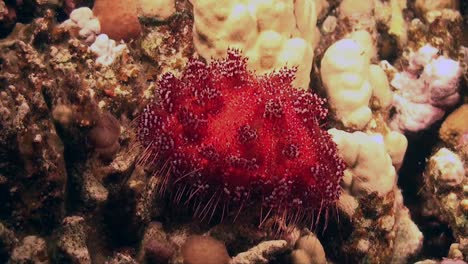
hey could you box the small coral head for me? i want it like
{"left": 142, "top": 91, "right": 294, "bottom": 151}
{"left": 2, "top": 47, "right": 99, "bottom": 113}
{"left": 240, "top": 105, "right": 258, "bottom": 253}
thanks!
{"left": 137, "top": 49, "right": 345, "bottom": 224}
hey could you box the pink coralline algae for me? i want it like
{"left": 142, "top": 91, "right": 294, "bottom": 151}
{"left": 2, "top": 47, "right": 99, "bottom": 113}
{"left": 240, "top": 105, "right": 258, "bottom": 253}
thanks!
{"left": 137, "top": 50, "right": 345, "bottom": 223}
{"left": 389, "top": 44, "right": 462, "bottom": 133}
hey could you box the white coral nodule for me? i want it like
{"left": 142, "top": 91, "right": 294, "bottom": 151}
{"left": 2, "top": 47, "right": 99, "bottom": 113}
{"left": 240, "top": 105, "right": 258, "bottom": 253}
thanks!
{"left": 429, "top": 148, "right": 464, "bottom": 188}
{"left": 62, "top": 7, "right": 101, "bottom": 43}
{"left": 89, "top": 34, "right": 127, "bottom": 67}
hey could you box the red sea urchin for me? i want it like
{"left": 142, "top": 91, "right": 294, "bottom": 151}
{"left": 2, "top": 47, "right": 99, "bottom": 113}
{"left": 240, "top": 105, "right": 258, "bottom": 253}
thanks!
{"left": 136, "top": 50, "right": 345, "bottom": 225}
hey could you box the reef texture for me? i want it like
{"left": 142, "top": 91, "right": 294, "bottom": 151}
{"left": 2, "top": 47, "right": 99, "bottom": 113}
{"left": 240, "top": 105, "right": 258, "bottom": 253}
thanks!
{"left": 420, "top": 103, "right": 468, "bottom": 262}
{"left": 0, "top": 0, "right": 466, "bottom": 264}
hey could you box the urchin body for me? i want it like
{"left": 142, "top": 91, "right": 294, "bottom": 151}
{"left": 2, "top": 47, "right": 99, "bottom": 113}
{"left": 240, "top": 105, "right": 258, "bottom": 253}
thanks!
{"left": 137, "top": 50, "right": 345, "bottom": 223}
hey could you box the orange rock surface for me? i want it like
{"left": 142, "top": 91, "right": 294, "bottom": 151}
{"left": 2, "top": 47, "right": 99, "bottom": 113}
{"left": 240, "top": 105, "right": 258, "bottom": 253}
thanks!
{"left": 93, "top": 0, "right": 142, "bottom": 41}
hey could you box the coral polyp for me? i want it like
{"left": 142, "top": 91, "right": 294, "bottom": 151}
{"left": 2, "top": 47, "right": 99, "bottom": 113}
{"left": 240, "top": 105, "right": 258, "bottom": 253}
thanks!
{"left": 137, "top": 50, "right": 345, "bottom": 223}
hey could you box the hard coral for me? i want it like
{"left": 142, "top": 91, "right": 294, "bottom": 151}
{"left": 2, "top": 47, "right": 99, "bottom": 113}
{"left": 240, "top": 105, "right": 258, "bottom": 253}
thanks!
{"left": 320, "top": 38, "right": 374, "bottom": 129}
{"left": 388, "top": 44, "right": 462, "bottom": 133}
{"left": 190, "top": 0, "right": 317, "bottom": 89}
{"left": 328, "top": 128, "right": 399, "bottom": 197}
{"left": 137, "top": 50, "right": 345, "bottom": 223}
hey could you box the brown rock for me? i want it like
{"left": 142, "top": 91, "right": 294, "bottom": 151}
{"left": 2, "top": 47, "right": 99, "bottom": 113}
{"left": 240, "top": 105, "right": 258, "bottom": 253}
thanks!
{"left": 145, "top": 239, "right": 174, "bottom": 264}
{"left": 87, "top": 112, "right": 121, "bottom": 161}
{"left": 439, "top": 104, "right": 468, "bottom": 148}
{"left": 56, "top": 216, "right": 91, "bottom": 264}
{"left": 138, "top": 222, "right": 174, "bottom": 264}
{"left": 182, "top": 235, "right": 230, "bottom": 264}
{"left": 10, "top": 236, "right": 49, "bottom": 264}
{"left": 93, "top": 0, "right": 142, "bottom": 41}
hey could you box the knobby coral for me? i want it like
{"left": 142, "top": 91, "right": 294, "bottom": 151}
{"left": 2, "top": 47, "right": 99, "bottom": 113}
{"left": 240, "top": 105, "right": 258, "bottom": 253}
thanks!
{"left": 388, "top": 44, "right": 462, "bottom": 133}
{"left": 136, "top": 50, "right": 345, "bottom": 224}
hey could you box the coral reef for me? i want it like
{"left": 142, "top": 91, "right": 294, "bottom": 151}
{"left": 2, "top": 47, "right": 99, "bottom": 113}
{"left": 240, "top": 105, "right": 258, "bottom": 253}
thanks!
{"left": 55, "top": 216, "right": 91, "bottom": 264}
{"left": 0, "top": 36, "right": 68, "bottom": 234}
{"left": 421, "top": 103, "right": 468, "bottom": 262}
{"left": 0, "top": 223, "right": 18, "bottom": 263}
{"left": 316, "top": 25, "right": 417, "bottom": 262}
{"left": 311, "top": 1, "right": 443, "bottom": 262}
{"left": 9, "top": 236, "right": 49, "bottom": 264}
{"left": 105, "top": 253, "right": 138, "bottom": 264}
{"left": 0, "top": 1, "right": 465, "bottom": 264}
{"left": 0, "top": 1, "right": 16, "bottom": 37}
{"left": 391, "top": 201, "right": 425, "bottom": 263}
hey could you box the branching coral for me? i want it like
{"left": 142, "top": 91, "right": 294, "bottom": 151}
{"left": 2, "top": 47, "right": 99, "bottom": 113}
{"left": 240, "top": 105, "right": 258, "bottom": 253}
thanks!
{"left": 137, "top": 50, "right": 345, "bottom": 223}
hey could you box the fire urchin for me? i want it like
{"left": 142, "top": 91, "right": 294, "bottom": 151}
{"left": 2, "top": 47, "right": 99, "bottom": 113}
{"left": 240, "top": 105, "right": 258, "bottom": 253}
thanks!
{"left": 137, "top": 50, "right": 345, "bottom": 224}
